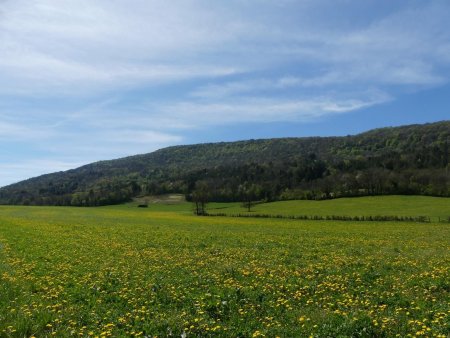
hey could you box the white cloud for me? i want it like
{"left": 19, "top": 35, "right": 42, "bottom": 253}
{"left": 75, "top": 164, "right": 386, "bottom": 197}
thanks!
{"left": 0, "top": 120, "right": 55, "bottom": 140}
{"left": 0, "top": 0, "right": 449, "bottom": 186}
{"left": 0, "top": 0, "right": 447, "bottom": 96}
{"left": 0, "top": 0, "right": 240, "bottom": 95}
{"left": 321, "top": 2, "right": 450, "bottom": 86}
{"left": 0, "top": 125, "right": 183, "bottom": 187}
{"left": 99, "top": 129, "right": 182, "bottom": 145}
{"left": 190, "top": 77, "right": 302, "bottom": 99}
{"left": 0, "top": 159, "right": 84, "bottom": 187}
{"left": 154, "top": 89, "right": 391, "bottom": 127}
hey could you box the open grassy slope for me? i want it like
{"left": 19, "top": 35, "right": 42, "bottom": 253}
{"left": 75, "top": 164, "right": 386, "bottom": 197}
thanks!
{"left": 0, "top": 203, "right": 449, "bottom": 337}
{"left": 206, "top": 195, "right": 450, "bottom": 221}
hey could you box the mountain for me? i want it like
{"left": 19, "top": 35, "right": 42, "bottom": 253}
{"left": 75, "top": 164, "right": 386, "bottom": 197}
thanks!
{"left": 1, "top": 121, "right": 449, "bottom": 206}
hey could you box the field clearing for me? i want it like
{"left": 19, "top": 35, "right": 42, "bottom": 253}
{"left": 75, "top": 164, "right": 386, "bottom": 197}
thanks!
{"left": 124, "top": 195, "right": 450, "bottom": 221}
{"left": 0, "top": 203, "right": 449, "bottom": 337}
{"left": 206, "top": 196, "right": 450, "bottom": 222}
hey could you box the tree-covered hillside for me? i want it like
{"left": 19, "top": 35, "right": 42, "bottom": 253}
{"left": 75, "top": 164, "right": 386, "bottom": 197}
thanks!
{"left": 0, "top": 121, "right": 449, "bottom": 206}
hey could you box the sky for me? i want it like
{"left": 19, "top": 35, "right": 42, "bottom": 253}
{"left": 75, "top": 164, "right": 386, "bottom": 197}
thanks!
{"left": 1, "top": 0, "right": 450, "bottom": 187}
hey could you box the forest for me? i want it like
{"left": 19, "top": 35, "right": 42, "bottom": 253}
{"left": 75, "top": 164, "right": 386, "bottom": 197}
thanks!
{"left": 0, "top": 121, "right": 448, "bottom": 206}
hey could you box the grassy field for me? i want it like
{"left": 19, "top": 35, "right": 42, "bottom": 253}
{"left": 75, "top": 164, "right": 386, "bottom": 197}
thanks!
{"left": 205, "top": 196, "right": 450, "bottom": 222}
{"left": 0, "top": 198, "right": 449, "bottom": 337}
{"left": 125, "top": 195, "right": 450, "bottom": 221}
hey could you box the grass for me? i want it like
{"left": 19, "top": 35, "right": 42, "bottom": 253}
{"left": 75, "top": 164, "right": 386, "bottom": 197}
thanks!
{"left": 0, "top": 197, "right": 449, "bottom": 337}
{"left": 206, "top": 195, "right": 450, "bottom": 222}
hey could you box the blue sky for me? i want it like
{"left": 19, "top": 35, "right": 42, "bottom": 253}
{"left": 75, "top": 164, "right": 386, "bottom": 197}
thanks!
{"left": 1, "top": 0, "right": 450, "bottom": 187}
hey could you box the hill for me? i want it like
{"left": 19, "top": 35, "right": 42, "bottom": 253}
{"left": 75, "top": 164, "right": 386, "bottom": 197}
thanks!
{"left": 0, "top": 121, "right": 449, "bottom": 206}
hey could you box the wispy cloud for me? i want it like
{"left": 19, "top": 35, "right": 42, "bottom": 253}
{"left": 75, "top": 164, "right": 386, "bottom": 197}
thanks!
{"left": 0, "top": 160, "right": 82, "bottom": 173}
{"left": 0, "top": 159, "right": 84, "bottom": 187}
{"left": 0, "top": 0, "right": 449, "bottom": 186}
{"left": 0, "top": 0, "right": 244, "bottom": 95}
{"left": 190, "top": 77, "right": 302, "bottom": 99}
{"left": 157, "top": 91, "right": 391, "bottom": 127}
{"left": 1, "top": 0, "right": 448, "bottom": 96}
{"left": 0, "top": 120, "right": 55, "bottom": 140}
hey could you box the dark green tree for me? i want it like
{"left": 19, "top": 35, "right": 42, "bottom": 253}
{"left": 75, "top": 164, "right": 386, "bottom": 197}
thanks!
{"left": 239, "top": 182, "right": 260, "bottom": 212}
{"left": 192, "top": 181, "right": 210, "bottom": 215}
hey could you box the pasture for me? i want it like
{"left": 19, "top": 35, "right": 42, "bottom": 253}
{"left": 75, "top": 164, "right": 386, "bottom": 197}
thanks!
{"left": 206, "top": 195, "right": 450, "bottom": 222}
{"left": 0, "top": 197, "right": 449, "bottom": 337}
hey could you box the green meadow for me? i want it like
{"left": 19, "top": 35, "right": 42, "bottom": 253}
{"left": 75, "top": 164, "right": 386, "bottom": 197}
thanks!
{"left": 134, "top": 195, "right": 450, "bottom": 222}
{"left": 206, "top": 195, "right": 450, "bottom": 221}
{"left": 0, "top": 196, "right": 449, "bottom": 337}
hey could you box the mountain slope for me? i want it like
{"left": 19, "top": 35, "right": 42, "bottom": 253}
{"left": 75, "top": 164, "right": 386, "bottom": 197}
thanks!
{"left": 1, "top": 121, "right": 449, "bottom": 206}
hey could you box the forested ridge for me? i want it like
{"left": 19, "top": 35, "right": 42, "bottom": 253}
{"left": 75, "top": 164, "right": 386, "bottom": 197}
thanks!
{"left": 0, "top": 121, "right": 449, "bottom": 206}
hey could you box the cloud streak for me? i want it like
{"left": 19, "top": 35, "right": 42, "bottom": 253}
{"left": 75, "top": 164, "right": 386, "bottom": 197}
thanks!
{"left": 0, "top": 159, "right": 85, "bottom": 187}
{"left": 0, "top": 0, "right": 450, "bottom": 186}
{"left": 1, "top": 1, "right": 449, "bottom": 95}
{"left": 157, "top": 93, "right": 391, "bottom": 127}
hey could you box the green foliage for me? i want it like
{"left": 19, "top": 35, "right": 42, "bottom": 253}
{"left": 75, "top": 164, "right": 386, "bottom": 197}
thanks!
{"left": 0, "top": 204, "right": 448, "bottom": 337}
{"left": 0, "top": 121, "right": 449, "bottom": 206}
{"left": 191, "top": 181, "right": 210, "bottom": 215}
